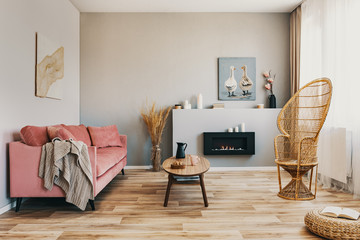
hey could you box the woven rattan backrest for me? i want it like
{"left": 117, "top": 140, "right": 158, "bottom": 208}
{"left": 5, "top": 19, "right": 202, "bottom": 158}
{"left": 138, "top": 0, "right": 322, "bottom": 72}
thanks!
{"left": 278, "top": 78, "right": 332, "bottom": 142}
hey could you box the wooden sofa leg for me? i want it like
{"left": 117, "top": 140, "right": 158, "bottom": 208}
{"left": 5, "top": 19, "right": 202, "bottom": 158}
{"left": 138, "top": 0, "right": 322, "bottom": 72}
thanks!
{"left": 15, "top": 198, "right": 22, "bottom": 212}
{"left": 89, "top": 199, "right": 95, "bottom": 211}
{"left": 121, "top": 169, "right": 125, "bottom": 175}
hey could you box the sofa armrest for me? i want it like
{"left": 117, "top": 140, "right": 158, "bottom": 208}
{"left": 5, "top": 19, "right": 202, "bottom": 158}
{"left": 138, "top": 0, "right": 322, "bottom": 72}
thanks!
{"left": 87, "top": 146, "right": 97, "bottom": 195}
{"left": 10, "top": 142, "right": 44, "bottom": 197}
{"left": 119, "top": 135, "right": 127, "bottom": 150}
{"left": 10, "top": 142, "right": 99, "bottom": 198}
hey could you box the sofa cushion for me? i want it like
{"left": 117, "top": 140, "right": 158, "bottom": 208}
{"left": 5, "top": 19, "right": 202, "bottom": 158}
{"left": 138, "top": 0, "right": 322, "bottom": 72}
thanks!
{"left": 96, "top": 147, "right": 126, "bottom": 177}
{"left": 88, "top": 125, "right": 122, "bottom": 148}
{"left": 47, "top": 126, "right": 75, "bottom": 141}
{"left": 61, "top": 124, "right": 91, "bottom": 146}
{"left": 20, "top": 126, "right": 49, "bottom": 146}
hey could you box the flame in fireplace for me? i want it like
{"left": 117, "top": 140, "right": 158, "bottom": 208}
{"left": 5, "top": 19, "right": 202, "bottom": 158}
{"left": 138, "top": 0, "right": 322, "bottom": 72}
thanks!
{"left": 221, "top": 146, "right": 235, "bottom": 150}
{"left": 212, "top": 145, "right": 243, "bottom": 151}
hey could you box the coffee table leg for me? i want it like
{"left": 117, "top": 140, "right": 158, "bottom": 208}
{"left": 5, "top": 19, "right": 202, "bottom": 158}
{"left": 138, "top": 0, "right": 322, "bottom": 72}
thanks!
{"left": 164, "top": 174, "right": 174, "bottom": 207}
{"left": 199, "top": 174, "right": 208, "bottom": 207}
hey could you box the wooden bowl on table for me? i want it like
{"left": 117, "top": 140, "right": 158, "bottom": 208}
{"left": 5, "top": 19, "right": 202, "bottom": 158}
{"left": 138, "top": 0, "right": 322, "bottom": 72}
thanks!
{"left": 171, "top": 160, "right": 186, "bottom": 169}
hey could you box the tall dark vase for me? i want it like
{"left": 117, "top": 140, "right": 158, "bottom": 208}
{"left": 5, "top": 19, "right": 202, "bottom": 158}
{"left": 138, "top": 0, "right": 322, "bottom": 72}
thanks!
{"left": 269, "top": 94, "right": 276, "bottom": 108}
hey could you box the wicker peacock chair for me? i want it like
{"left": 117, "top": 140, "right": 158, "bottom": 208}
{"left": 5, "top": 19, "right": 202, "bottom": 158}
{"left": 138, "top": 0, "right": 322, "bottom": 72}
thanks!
{"left": 275, "top": 78, "right": 332, "bottom": 200}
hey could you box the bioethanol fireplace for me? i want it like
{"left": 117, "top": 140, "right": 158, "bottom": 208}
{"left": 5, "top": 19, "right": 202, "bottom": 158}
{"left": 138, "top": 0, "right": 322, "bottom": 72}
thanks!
{"left": 203, "top": 132, "right": 255, "bottom": 155}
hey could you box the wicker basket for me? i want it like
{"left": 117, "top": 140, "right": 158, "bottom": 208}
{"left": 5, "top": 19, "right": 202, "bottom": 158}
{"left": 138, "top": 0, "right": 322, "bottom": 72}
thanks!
{"left": 304, "top": 209, "right": 360, "bottom": 240}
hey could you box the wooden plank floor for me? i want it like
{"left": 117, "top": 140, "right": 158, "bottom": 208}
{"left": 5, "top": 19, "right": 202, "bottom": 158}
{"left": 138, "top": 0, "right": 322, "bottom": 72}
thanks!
{"left": 0, "top": 169, "right": 359, "bottom": 239}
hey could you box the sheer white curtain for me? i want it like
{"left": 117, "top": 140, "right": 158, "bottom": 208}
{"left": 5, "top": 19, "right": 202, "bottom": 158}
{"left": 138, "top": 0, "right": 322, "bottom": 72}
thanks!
{"left": 300, "top": 0, "right": 360, "bottom": 197}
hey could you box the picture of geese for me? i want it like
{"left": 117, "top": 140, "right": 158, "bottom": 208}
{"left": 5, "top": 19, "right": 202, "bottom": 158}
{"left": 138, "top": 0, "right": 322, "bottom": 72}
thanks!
{"left": 218, "top": 57, "right": 256, "bottom": 101}
{"left": 239, "top": 65, "right": 253, "bottom": 96}
{"left": 224, "top": 66, "right": 237, "bottom": 97}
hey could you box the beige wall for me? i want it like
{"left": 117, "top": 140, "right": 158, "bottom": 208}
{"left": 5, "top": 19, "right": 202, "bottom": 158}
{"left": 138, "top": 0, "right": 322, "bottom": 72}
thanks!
{"left": 80, "top": 13, "right": 290, "bottom": 166}
{"left": 0, "top": 0, "right": 80, "bottom": 209}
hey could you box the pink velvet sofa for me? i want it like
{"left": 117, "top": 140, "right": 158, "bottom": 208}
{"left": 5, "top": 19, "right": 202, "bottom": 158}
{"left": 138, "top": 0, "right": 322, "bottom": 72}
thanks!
{"left": 9, "top": 124, "right": 127, "bottom": 211}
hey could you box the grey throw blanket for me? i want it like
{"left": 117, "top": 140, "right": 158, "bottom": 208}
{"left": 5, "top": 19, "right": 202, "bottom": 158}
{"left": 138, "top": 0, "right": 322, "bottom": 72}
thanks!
{"left": 39, "top": 138, "right": 94, "bottom": 210}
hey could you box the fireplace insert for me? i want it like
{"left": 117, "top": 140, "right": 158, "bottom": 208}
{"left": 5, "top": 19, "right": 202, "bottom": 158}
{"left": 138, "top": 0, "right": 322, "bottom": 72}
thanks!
{"left": 203, "top": 132, "right": 255, "bottom": 155}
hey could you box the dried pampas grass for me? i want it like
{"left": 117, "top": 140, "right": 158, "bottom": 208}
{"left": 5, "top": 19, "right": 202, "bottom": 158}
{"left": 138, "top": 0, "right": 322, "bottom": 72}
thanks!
{"left": 140, "top": 103, "right": 171, "bottom": 146}
{"left": 141, "top": 102, "right": 171, "bottom": 171}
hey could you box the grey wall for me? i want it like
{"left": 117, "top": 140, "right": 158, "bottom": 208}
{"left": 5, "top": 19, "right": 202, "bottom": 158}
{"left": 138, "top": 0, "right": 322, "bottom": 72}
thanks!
{"left": 0, "top": 0, "right": 80, "bottom": 209}
{"left": 80, "top": 13, "right": 290, "bottom": 166}
{"left": 173, "top": 109, "right": 281, "bottom": 167}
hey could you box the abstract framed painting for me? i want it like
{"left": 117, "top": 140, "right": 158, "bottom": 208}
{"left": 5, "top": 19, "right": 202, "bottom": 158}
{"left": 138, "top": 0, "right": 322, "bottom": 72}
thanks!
{"left": 35, "top": 32, "right": 64, "bottom": 100}
{"left": 218, "top": 57, "right": 256, "bottom": 101}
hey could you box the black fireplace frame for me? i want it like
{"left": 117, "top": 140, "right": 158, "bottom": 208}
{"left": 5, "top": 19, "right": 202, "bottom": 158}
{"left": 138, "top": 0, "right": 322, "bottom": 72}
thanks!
{"left": 203, "top": 132, "right": 255, "bottom": 155}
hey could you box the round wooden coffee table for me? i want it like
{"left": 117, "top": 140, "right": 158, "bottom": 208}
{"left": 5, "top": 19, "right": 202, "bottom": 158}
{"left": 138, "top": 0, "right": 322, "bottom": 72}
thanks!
{"left": 162, "top": 155, "right": 210, "bottom": 207}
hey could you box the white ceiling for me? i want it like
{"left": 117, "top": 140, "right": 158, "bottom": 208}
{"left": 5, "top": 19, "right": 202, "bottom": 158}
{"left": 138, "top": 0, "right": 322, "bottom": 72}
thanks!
{"left": 70, "top": 0, "right": 303, "bottom": 13}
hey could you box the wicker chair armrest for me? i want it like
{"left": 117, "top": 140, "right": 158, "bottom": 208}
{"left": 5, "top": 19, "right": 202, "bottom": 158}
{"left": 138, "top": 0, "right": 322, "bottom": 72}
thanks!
{"left": 299, "top": 136, "right": 316, "bottom": 143}
{"left": 275, "top": 134, "right": 290, "bottom": 140}
{"left": 299, "top": 137, "right": 318, "bottom": 165}
{"left": 274, "top": 134, "right": 290, "bottom": 159}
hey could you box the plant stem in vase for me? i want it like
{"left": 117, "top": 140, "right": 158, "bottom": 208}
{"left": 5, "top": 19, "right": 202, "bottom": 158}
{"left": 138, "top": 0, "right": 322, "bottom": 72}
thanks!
{"left": 263, "top": 70, "right": 276, "bottom": 108}
{"left": 151, "top": 145, "right": 161, "bottom": 172}
{"left": 141, "top": 103, "right": 171, "bottom": 172}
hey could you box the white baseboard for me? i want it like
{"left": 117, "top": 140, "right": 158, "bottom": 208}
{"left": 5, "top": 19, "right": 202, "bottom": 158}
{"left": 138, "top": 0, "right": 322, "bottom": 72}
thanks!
{"left": 209, "top": 166, "right": 277, "bottom": 171}
{"left": 124, "top": 165, "right": 151, "bottom": 170}
{"left": 124, "top": 165, "right": 276, "bottom": 171}
{"left": 0, "top": 200, "right": 16, "bottom": 215}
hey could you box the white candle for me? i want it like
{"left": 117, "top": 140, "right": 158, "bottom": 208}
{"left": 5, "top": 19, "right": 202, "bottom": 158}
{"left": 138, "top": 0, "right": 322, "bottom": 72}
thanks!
{"left": 240, "top": 123, "right": 245, "bottom": 132}
{"left": 184, "top": 100, "right": 189, "bottom": 108}
{"left": 228, "top": 128, "right": 233, "bottom": 132}
{"left": 197, "top": 93, "right": 203, "bottom": 109}
{"left": 234, "top": 126, "right": 239, "bottom": 132}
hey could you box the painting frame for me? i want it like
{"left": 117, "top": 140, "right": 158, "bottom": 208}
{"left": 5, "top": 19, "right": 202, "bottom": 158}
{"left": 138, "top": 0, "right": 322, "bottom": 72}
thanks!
{"left": 218, "top": 57, "right": 256, "bottom": 101}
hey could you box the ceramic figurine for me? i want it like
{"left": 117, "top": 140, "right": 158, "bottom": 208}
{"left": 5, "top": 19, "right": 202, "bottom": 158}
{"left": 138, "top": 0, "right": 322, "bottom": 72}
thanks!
{"left": 224, "top": 66, "right": 237, "bottom": 97}
{"left": 239, "top": 65, "right": 253, "bottom": 96}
